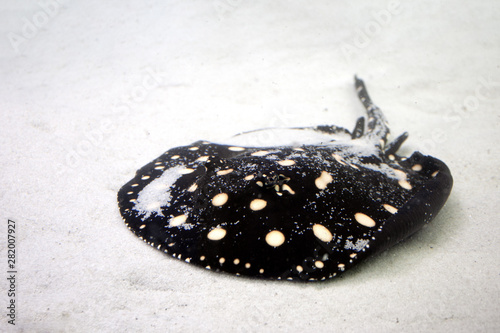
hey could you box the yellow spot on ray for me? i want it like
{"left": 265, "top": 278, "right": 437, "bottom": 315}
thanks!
{"left": 251, "top": 150, "right": 270, "bottom": 157}
{"left": 278, "top": 159, "right": 295, "bottom": 166}
{"left": 212, "top": 193, "right": 229, "bottom": 206}
{"left": 179, "top": 168, "right": 195, "bottom": 175}
{"left": 265, "top": 230, "right": 285, "bottom": 247}
{"left": 282, "top": 184, "right": 295, "bottom": 195}
{"left": 354, "top": 213, "right": 376, "bottom": 227}
{"left": 207, "top": 228, "right": 226, "bottom": 241}
{"left": 398, "top": 179, "right": 412, "bottom": 190}
{"left": 250, "top": 199, "right": 267, "bottom": 211}
{"left": 196, "top": 156, "right": 209, "bottom": 162}
{"left": 383, "top": 204, "right": 398, "bottom": 214}
{"left": 228, "top": 146, "right": 245, "bottom": 152}
{"left": 315, "top": 261, "right": 324, "bottom": 269}
{"left": 315, "top": 171, "right": 333, "bottom": 190}
{"left": 412, "top": 164, "right": 422, "bottom": 171}
{"left": 217, "top": 168, "right": 234, "bottom": 176}
{"left": 312, "top": 224, "right": 333, "bottom": 242}
{"left": 170, "top": 214, "right": 188, "bottom": 227}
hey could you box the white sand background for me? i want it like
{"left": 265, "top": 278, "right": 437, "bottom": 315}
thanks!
{"left": 1, "top": 1, "right": 499, "bottom": 332}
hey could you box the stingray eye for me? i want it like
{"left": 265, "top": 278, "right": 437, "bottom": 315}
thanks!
{"left": 117, "top": 77, "right": 453, "bottom": 282}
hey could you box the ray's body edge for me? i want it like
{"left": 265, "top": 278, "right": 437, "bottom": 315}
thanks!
{"left": 371, "top": 156, "right": 453, "bottom": 252}
{"left": 117, "top": 77, "right": 453, "bottom": 282}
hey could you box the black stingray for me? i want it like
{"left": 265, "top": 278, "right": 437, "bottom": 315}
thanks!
{"left": 117, "top": 77, "right": 453, "bottom": 281}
